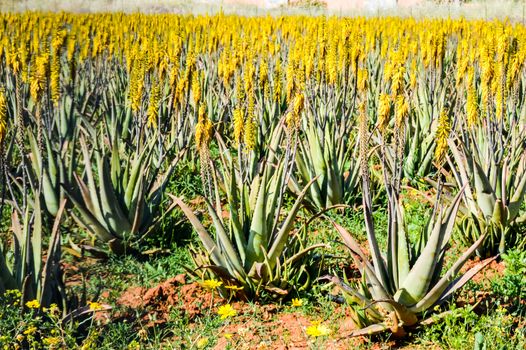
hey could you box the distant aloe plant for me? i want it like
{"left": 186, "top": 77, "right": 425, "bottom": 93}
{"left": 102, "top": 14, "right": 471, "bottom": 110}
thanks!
{"left": 0, "top": 197, "right": 66, "bottom": 311}
{"left": 447, "top": 124, "right": 526, "bottom": 256}
{"left": 64, "top": 134, "right": 183, "bottom": 255}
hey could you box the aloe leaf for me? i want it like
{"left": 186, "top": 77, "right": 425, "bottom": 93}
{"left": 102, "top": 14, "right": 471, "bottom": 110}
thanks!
{"left": 31, "top": 197, "right": 42, "bottom": 297}
{"left": 397, "top": 188, "right": 463, "bottom": 305}
{"left": 396, "top": 203, "right": 410, "bottom": 288}
{"left": 409, "top": 232, "right": 487, "bottom": 313}
{"left": 124, "top": 141, "right": 153, "bottom": 208}
{"left": 98, "top": 155, "right": 132, "bottom": 238}
{"left": 434, "top": 255, "right": 496, "bottom": 307}
{"left": 508, "top": 168, "right": 526, "bottom": 220}
{"left": 204, "top": 199, "right": 245, "bottom": 276}
{"left": 266, "top": 177, "right": 316, "bottom": 268}
{"left": 362, "top": 166, "right": 390, "bottom": 291}
{"left": 367, "top": 299, "right": 418, "bottom": 326}
{"left": 79, "top": 137, "right": 105, "bottom": 225}
{"left": 227, "top": 166, "right": 246, "bottom": 264}
{"left": 448, "top": 140, "right": 477, "bottom": 214}
{"left": 62, "top": 182, "right": 115, "bottom": 242}
{"left": 473, "top": 162, "right": 497, "bottom": 218}
{"left": 170, "top": 195, "right": 225, "bottom": 268}
{"left": 246, "top": 170, "right": 269, "bottom": 265}
{"left": 40, "top": 200, "right": 66, "bottom": 306}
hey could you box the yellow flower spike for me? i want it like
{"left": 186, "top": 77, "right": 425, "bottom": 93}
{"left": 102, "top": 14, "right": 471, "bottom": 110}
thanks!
{"left": 395, "top": 94, "right": 409, "bottom": 128}
{"left": 377, "top": 93, "right": 391, "bottom": 132}
{"left": 217, "top": 304, "right": 237, "bottom": 320}
{"left": 147, "top": 78, "right": 161, "bottom": 128}
{"left": 232, "top": 107, "right": 244, "bottom": 147}
{"left": 192, "top": 71, "right": 201, "bottom": 106}
{"left": 434, "top": 110, "right": 451, "bottom": 166}
{"left": 0, "top": 88, "right": 6, "bottom": 146}
{"left": 357, "top": 68, "right": 368, "bottom": 94}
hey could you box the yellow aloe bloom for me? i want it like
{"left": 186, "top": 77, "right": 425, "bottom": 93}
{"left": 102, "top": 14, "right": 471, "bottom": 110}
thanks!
{"left": 434, "top": 110, "right": 451, "bottom": 165}
{"left": 0, "top": 88, "right": 6, "bottom": 145}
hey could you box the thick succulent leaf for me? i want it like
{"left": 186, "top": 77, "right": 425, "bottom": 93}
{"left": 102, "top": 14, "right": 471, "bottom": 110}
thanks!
{"left": 226, "top": 166, "right": 246, "bottom": 264}
{"left": 349, "top": 323, "right": 389, "bottom": 337}
{"left": 361, "top": 170, "right": 390, "bottom": 290}
{"left": 98, "top": 155, "right": 132, "bottom": 238}
{"left": 396, "top": 189, "right": 463, "bottom": 305}
{"left": 409, "top": 233, "right": 487, "bottom": 313}
{"left": 246, "top": 170, "right": 269, "bottom": 265}
{"left": 31, "top": 197, "right": 42, "bottom": 296}
{"left": 448, "top": 140, "right": 477, "bottom": 214}
{"left": 62, "top": 181, "right": 115, "bottom": 242}
{"left": 79, "top": 138, "right": 105, "bottom": 226}
{"left": 204, "top": 199, "right": 245, "bottom": 276}
{"left": 330, "top": 220, "right": 392, "bottom": 305}
{"left": 170, "top": 195, "right": 225, "bottom": 268}
{"left": 267, "top": 177, "right": 317, "bottom": 268}
{"left": 508, "top": 167, "right": 526, "bottom": 220}
{"left": 124, "top": 142, "right": 153, "bottom": 208}
{"left": 40, "top": 200, "right": 66, "bottom": 307}
{"left": 473, "top": 162, "right": 497, "bottom": 218}
{"left": 434, "top": 255, "right": 496, "bottom": 307}
{"left": 395, "top": 203, "right": 410, "bottom": 288}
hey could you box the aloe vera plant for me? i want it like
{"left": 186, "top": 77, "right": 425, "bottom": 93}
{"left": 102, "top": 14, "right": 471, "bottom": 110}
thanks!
{"left": 0, "top": 197, "right": 66, "bottom": 311}
{"left": 63, "top": 134, "right": 182, "bottom": 255}
{"left": 174, "top": 130, "right": 322, "bottom": 299}
{"left": 447, "top": 128, "right": 526, "bottom": 256}
{"left": 25, "top": 129, "right": 77, "bottom": 217}
{"left": 330, "top": 115, "right": 494, "bottom": 336}
{"left": 290, "top": 110, "right": 360, "bottom": 211}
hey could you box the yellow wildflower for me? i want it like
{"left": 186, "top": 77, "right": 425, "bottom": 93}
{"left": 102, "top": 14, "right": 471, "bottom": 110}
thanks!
{"left": 217, "top": 304, "right": 237, "bottom": 319}
{"left": 291, "top": 298, "right": 303, "bottom": 307}
{"left": 25, "top": 299, "right": 40, "bottom": 309}
{"left": 43, "top": 337, "right": 61, "bottom": 346}
{"left": 305, "top": 321, "right": 331, "bottom": 337}
{"left": 88, "top": 301, "right": 103, "bottom": 311}
{"left": 23, "top": 326, "right": 37, "bottom": 336}
{"left": 197, "top": 337, "right": 209, "bottom": 349}
{"left": 200, "top": 279, "right": 223, "bottom": 289}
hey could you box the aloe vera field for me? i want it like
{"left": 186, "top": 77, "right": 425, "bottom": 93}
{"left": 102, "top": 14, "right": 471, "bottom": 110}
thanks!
{"left": 0, "top": 4, "right": 525, "bottom": 349}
